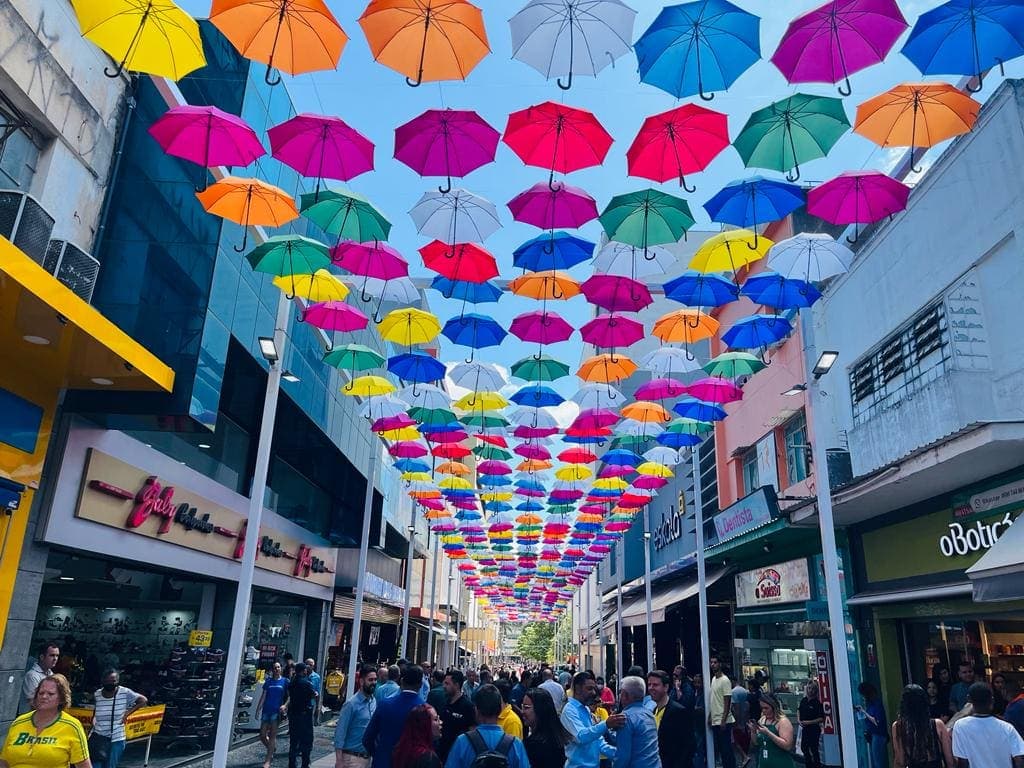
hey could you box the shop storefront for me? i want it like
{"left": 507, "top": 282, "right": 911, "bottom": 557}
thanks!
{"left": 31, "top": 425, "right": 336, "bottom": 764}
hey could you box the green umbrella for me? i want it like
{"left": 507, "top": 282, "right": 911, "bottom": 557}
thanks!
{"left": 599, "top": 189, "right": 695, "bottom": 256}
{"left": 322, "top": 343, "right": 385, "bottom": 372}
{"left": 547, "top": 504, "right": 576, "bottom": 516}
{"left": 510, "top": 355, "right": 571, "bottom": 382}
{"left": 474, "top": 444, "right": 512, "bottom": 461}
{"left": 608, "top": 434, "right": 650, "bottom": 449}
{"left": 408, "top": 406, "right": 457, "bottom": 425}
{"left": 665, "top": 418, "right": 714, "bottom": 435}
{"left": 299, "top": 189, "right": 392, "bottom": 243}
{"left": 245, "top": 235, "right": 331, "bottom": 277}
{"left": 460, "top": 413, "right": 511, "bottom": 429}
{"left": 702, "top": 351, "right": 766, "bottom": 379}
{"left": 732, "top": 94, "right": 850, "bottom": 182}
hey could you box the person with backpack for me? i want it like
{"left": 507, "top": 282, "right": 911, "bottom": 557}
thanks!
{"left": 444, "top": 684, "right": 531, "bottom": 768}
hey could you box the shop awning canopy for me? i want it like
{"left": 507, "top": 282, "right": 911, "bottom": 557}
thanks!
{"left": 967, "top": 514, "right": 1024, "bottom": 602}
{"left": 410, "top": 619, "right": 458, "bottom": 640}
{"left": 606, "top": 568, "right": 729, "bottom": 628}
{"left": 846, "top": 582, "right": 972, "bottom": 606}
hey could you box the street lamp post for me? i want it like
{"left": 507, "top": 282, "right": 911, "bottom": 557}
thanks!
{"left": 585, "top": 575, "right": 592, "bottom": 671}
{"left": 345, "top": 440, "right": 379, "bottom": 708}
{"left": 642, "top": 506, "right": 654, "bottom": 672}
{"left": 691, "top": 447, "right": 715, "bottom": 768}
{"left": 427, "top": 541, "right": 439, "bottom": 664}
{"left": 615, "top": 538, "right": 624, "bottom": 687}
{"left": 596, "top": 578, "right": 604, "bottom": 678}
{"left": 399, "top": 520, "right": 415, "bottom": 658}
{"left": 444, "top": 560, "right": 453, "bottom": 669}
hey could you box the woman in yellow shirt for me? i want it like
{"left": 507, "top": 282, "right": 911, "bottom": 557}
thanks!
{"left": 0, "top": 674, "right": 91, "bottom": 768}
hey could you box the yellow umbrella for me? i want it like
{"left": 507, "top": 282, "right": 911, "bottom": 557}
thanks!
{"left": 71, "top": 0, "right": 206, "bottom": 80}
{"left": 342, "top": 375, "right": 395, "bottom": 397}
{"left": 378, "top": 308, "right": 441, "bottom": 345}
{"left": 637, "top": 462, "right": 673, "bottom": 478}
{"left": 439, "top": 476, "right": 473, "bottom": 490}
{"left": 481, "top": 492, "right": 514, "bottom": 502}
{"left": 689, "top": 230, "right": 771, "bottom": 274}
{"left": 555, "top": 465, "right": 593, "bottom": 481}
{"left": 380, "top": 426, "right": 421, "bottom": 442}
{"left": 437, "top": 461, "right": 471, "bottom": 476}
{"left": 593, "top": 477, "right": 628, "bottom": 491}
{"left": 454, "top": 392, "right": 508, "bottom": 411}
{"left": 652, "top": 309, "right": 719, "bottom": 344}
{"left": 402, "top": 471, "right": 433, "bottom": 482}
{"left": 273, "top": 269, "right": 350, "bottom": 302}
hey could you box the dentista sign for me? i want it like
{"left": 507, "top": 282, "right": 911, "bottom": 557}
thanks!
{"left": 938, "top": 512, "right": 1018, "bottom": 558}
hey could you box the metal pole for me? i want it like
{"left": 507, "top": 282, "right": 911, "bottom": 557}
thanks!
{"left": 642, "top": 505, "right": 654, "bottom": 672}
{"left": 454, "top": 574, "right": 463, "bottom": 668}
{"left": 445, "top": 560, "right": 454, "bottom": 669}
{"left": 615, "top": 539, "right": 624, "bottom": 688}
{"left": 345, "top": 439, "right": 379, "bottom": 703}
{"left": 597, "top": 579, "right": 604, "bottom": 679}
{"left": 212, "top": 292, "right": 289, "bottom": 767}
{"left": 585, "top": 578, "right": 593, "bottom": 671}
{"left": 427, "top": 540, "right": 439, "bottom": 664}
{"left": 809, "top": 375, "right": 859, "bottom": 768}
{"left": 692, "top": 446, "right": 715, "bottom": 768}
{"left": 399, "top": 512, "right": 415, "bottom": 658}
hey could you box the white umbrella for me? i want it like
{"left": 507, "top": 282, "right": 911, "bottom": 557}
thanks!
{"left": 640, "top": 347, "right": 703, "bottom": 376}
{"left": 766, "top": 233, "right": 853, "bottom": 283}
{"left": 509, "top": 407, "right": 560, "bottom": 428}
{"left": 510, "top": 0, "right": 637, "bottom": 89}
{"left": 592, "top": 241, "right": 677, "bottom": 277}
{"left": 360, "top": 396, "right": 407, "bottom": 421}
{"left": 571, "top": 383, "right": 624, "bottom": 409}
{"left": 398, "top": 383, "right": 452, "bottom": 410}
{"left": 449, "top": 361, "right": 507, "bottom": 392}
{"left": 643, "top": 446, "right": 683, "bottom": 466}
{"left": 352, "top": 276, "right": 420, "bottom": 322}
{"left": 409, "top": 188, "right": 502, "bottom": 243}
{"left": 615, "top": 419, "right": 665, "bottom": 439}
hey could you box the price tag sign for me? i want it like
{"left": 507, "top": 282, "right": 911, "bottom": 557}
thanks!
{"left": 189, "top": 630, "right": 213, "bottom": 648}
{"left": 124, "top": 705, "right": 166, "bottom": 740}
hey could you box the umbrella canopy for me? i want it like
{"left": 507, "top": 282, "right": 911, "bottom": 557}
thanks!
{"left": 454, "top": 390, "right": 508, "bottom": 410}
{"left": 511, "top": 356, "right": 571, "bottom": 382}
{"left": 430, "top": 277, "right": 502, "bottom": 304}
{"left": 323, "top": 343, "right": 385, "bottom": 371}
{"left": 721, "top": 314, "right": 794, "bottom": 350}
{"left": 766, "top": 233, "right": 854, "bottom": 282}
{"left": 332, "top": 240, "right": 408, "bottom": 280}
{"left": 449, "top": 361, "right": 507, "bottom": 392}
{"left": 268, "top": 114, "right": 374, "bottom": 190}
{"left": 301, "top": 300, "right": 368, "bottom": 331}
{"left": 652, "top": 309, "right": 720, "bottom": 344}
{"left": 299, "top": 189, "right": 391, "bottom": 242}
{"left": 592, "top": 242, "right": 676, "bottom": 278}
{"left": 442, "top": 313, "right": 508, "bottom": 355}
{"left": 503, "top": 101, "right": 614, "bottom": 185}
{"left": 358, "top": 0, "right": 490, "bottom": 86}
{"left": 245, "top": 235, "right": 330, "bottom": 277}
{"left": 401, "top": 383, "right": 453, "bottom": 410}
{"left": 627, "top": 104, "right": 730, "bottom": 191}
{"left": 394, "top": 108, "right": 499, "bottom": 193}
{"left": 419, "top": 241, "right": 499, "bottom": 282}
{"left": 703, "top": 351, "right": 765, "bottom": 379}
{"left": 599, "top": 189, "right": 694, "bottom": 251}
{"left": 741, "top": 272, "right": 822, "bottom": 309}
{"left": 672, "top": 398, "right": 727, "bottom": 422}
{"left": 409, "top": 188, "right": 502, "bottom": 243}
{"left": 509, "top": 272, "right": 581, "bottom": 301}
{"left": 733, "top": 94, "right": 850, "bottom": 182}
{"left": 581, "top": 314, "right": 645, "bottom": 349}
{"left": 71, "top": 0, "right": 206, "bottom": 80}
{"left": 703, "top": 177, "right": 804, "bottom": 245}
{"left": 357, "top": 276, "right": 420, "bottom": 321}
{"left": 379, "top": 308, "right": 442, "bottom": 345}
{"left": 635, "top": 378, "right": 689, "bottom": 400}
{"left": 196, "top": 176, "right": 299, "bottom": 251}
{"left": 688, "top": 229, "right": 771, "bottom": 274}
{"left": 511, "top": 385, "right": 564, "bottom": 407}
{"left": 509, "top": 310, "right": 575, "bottom": 344}
{"left": 621, "top": 401, "right": 672, "bottom": 423}
{"left": 275, "top": 270, "right": 350, "bottom": 302}
{"left": 149, "top": 106, "right": 264, "bottom": 181}
{"left": 641, "top": 347, "right": 703, "bottom": 376}
{"left": 578, "top": 353, "right": 637, "bottom": 383}
{"left": 509, "top": 0, "right": 637, "bottom": 89}
{"left": 344, "top": 375, "right": 396, "bottom": 397}
{"left": 580, "top": 275, "right": 653, "bottom": 312}
{"left": 687, "top": 377, "right": 743, "bottom": 404}
{"left": 663, "top": 271, "right": 740, "bottom": 307}
{"left": 508, "top": 182, "right": 599, "bottom": 230}
{"left": 771, "top": 0, "right": 907, "bottom": 94}
{"left": 807, "top": 170, "right": 910, "bottom": 243}
{"left": 388, "top": 352, "right": 447, "bottom": 383}
{"left": 211, "top": 0, "right": 347, "bottom": 84}
{"left": 513, "top": 232, "right": 595, "bottom": 272}
{"left": 635, "top": 0, "right": 761, "bottom": 100}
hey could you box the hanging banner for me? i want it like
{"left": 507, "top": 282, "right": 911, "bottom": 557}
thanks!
{"left": 816, "top": 651, "right": 836, "bottom": 735}
{"left": 735, "top": 558, "right": 811, "bottom": 608}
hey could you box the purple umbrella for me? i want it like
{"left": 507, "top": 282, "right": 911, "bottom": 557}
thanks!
{"left": 510, "top": 310, "right": 575, "bottom": 344}
{"left": 268, "top": 113, "right": 374, "bottom": 196}
{"left": 580, "top": 314, "right": 645, "bottom": 349}
{"left": 394, "top": 109, "right": 500, "bottom": 193}
{"left": 580, "top": 274, "right": 653, "bottom": 312}
{"left": 331, "top": 241, "right": 408, "bottom": 301}
{"left": 300, "top": 301, "right": 369, "bottom": 332}
{"left": 635, "top": 378, "right": 689, "bottom": 400}
{"left": 771, "top": 0, "right": 908, "bottom": 95}
{"left": 807, "top": 170, "right": 910, "bottom": 243}
{"left": 149, "top": 105, "right": 265, "bottom": 189}
{"left": 508, "top": 181, "right": 599, "bottom": 230}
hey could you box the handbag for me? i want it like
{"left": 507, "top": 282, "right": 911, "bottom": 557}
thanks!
{"left": 88, "top": 687, "right": 117, "bottom": 763}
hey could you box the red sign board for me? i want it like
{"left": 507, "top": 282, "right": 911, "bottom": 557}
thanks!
{"left": 815, "top": 650, "right": 836, "bottom": 735}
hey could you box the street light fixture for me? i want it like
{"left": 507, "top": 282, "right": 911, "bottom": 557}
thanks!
{"left": 258, "top": 336, "right": 278, "bottom": 364}
{"left": 281, "top": 371, "right": 300, "bottom": 383}
{"left": 782, "top": 384, "right": 808, "bottom": 396}
{"left": 811, "top": 350, "right": 839, "bottom": 378}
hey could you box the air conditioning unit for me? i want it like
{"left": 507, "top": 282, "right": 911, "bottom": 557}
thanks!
{"left": 825, "top": 448, "right": 854, "bottom": 490}
{"left": 43, "top": 240, "right": 100, "bottom": 303}
{"left": 0, "top": 190, "right": 54, "bottom": 264}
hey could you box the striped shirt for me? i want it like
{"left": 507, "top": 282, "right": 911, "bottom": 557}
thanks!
{"left": 92, "top": 687, "right": 142, "bottom": 742}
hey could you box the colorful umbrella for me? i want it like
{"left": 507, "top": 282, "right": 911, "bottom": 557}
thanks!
{"left": 508, "top": 182, "right": 599, "bottom": 230}
{"left": 732, "top": 94, "right": 851, "bottom": 181}
{"left": 269, "top": 114, "right": 374, "bottom": 195}
{"left": 663, "top": 271, "right": 740, "bottom": 307}
{"left": 592, "top": 242, "right": 677, "bottom": 279}
{"left": 635, "top": 378, "right": 689, "bottom": 400}
{"left": 511, "top": 385, "right": 564, "bottom": 407}
{"left": 580, "top": 314, "right": 645, "bottom": 350}
{"left": 197, "top": 176, "right": 299, "bottom": 251}
{"left": 635, "top": 0, "right": 761, "bottom": 100}
{"left": 771, "top": 0, "right": 907, "bottom": 94}
{"left": 688, "top": 230, "right": 771, "bottom": 275}
{"left": 509, "top": 272, "right": 581, "bottom": 301}
{"left": 419, "top": 241, "right": 499, "bottom": 284}
{"left": 357, "top": 276, "right": 420, "bottom": 322}
{"left": 854, "top": 83, "right": 980, "bottom": 172}
{"left": 741, "top": 272, "right": 822, "bottom": 309}
{"left": 379, "top": 308, "right": 442, "bottom": 346}
{"left": 509, "top": 311, "right": 575, "bottom": 345}
{"left": 388, "top": 352, "right": 447, "bottom": 383}
{"left": 652, "top": 309, "right": 719, "bottom": 344}
{"left": 580, "top": 275, "right": 653, "bottom": 313}
{"left": 599, "top": 189, "right": 694, "bottom": 256}
{"left": 149, "top": 106, "right": 264, "bottom": 189}
{"left": 703, "top": 351, "right": 766, "bottom": 379}
{"left": 721, "top": 314, "right": 794, "bottom": 352}
{"left": 513, "top": 232, "right": 595, "bottom": 272}
{"left": 300, "top": 301, "right": 368, "bottom": 332}
{"left": 394, "top": 108, "right": 499, "bottom": 193}
{"left": 245, "top": 235, "right": 330, "bottom": 277}
{"left": 703, "top": 177, "right": 805, "bottom": 247}
{"left": 409, "top": 189, "right": 502, "bottom": 243}
{"left": 71, "top": 0, "right": 206, "bottom": 79}
{"left": 511, "top": 356, "right": 571, "bottom": 382}
{"left": 766, "top": 233, "right": 854, "bottom": 283}
{"left": 621, "top": 401, "right": 672, "bottom": 423}
{"left": 578, "top": 353, "right": 637, "bottom": 383}
{"left": 274, "top": 269, "right": 350, "bottom": 302}
{"left": 454, "top": 390, "right": 507, "bottom": 410}
{"left": 430, "top": 277, "right": 503, "bottom": 304}
{"left": 299, "top": 189, "right": 391, "bottom": 244}
{"left": 323, "top": 343, "right": 385, "bottom": 372}
{"left": 509, "top": 0, "right": 637, "bottom": 89}
{"left": 211, "top": 0, "right": 347, "bottom": 84}
{"left": 807, "top": 170, "right": 910, "bottom": 243}
{"left": 503, "top": 101, "right": 614, "bottom": 187}
{"left": 358, "top": 0, "right": 490, "bottom": 86}
{"left": 627, "top": 104, "right": 730, "bottom": 191}
{"left": 332, "top": 241, "right": 408, "bottom": 285}
{"left": 672, "top": 398, "right": 727, "bottom": 422}
{"left": 441, "top": 313, "right": 508, "bottom": 360}
{"left": 687, "top": 377, "right": 743, "bottom": 404}
{"left": 344, "top": 375, "right": 396, "bottom": 397}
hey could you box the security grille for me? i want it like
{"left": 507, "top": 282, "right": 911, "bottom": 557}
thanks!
{"left": 43, "top": 240, "right": 100, "bottom": 302}
{"left": 0, "top": 190, "right": 54, "bottom": 264}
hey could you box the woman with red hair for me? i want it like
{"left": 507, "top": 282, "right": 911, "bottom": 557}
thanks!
{"left": 392, "top": 704, "right": 443, "bottom": 768}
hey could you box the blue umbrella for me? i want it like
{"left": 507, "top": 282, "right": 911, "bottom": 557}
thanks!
{"left": 902, "top": 0, "right": 1024, "bottom": 91}
{"left": 511, "top": 385, "right": 565, "bottom": 407}
{"left": 430, "top": 276, "right": 503, "bottom": 304}
{"left": 441, "top": 313, "right": 508, "bottom": 361}
{"left": 484, "top": 501, "right": 513, "bottom": 512}
{"left": 657, "top": 431, "right": 703, "bottom": 448}
{"left": 421, "top": 421, "right": 465, "bottom": 433}
{"left": 601, "top": 448, "right": 643, "bottom": 466}
{"left": 741, "top": 272, "right": 821, "bottom": 309}
{"left": 703, "top": 176, "right": 805, "bottom": 247}
{"left": 516, "top": 500, "right": 545, "bottom": 512}
{"left": 387, "top": 352, "right": 446, "bottom": 383}
{"left": 515, "top": 478, "right": 546, "bottom": 491}
{"left": 479, "top": 474, "right": 512, "bottom": 487}
{"left": 563, "top": 434, "right": 607, "bottom": 445}
{"left": 721, "top": 314, "right": 793, "bottom": 352}
{"left": 393, "top": 458, "right": 430, "bottom": 473}
{"left": 635, "top": 0, "right": 761, "bottom": 100}
{"left": 673, "top": 398, "right": 728, "bottom": 422}
{"left": 664, "top": 270, "right": 740, "bottom": 307}
{"left": 513, "top": 231, "right": 595, "bottom": 272}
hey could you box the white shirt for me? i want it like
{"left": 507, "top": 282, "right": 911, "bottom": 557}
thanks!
{"left": 952, "top": 714, "right": 1024, "bottom": 766}
{"left": 540, "top": 679, "right": 567, "bottom": 711}
{"left": 92, "top": 687, "right": 144, "bottom": 743}
{"left": 21, "top": 663, "right": 51, "bottom": 713}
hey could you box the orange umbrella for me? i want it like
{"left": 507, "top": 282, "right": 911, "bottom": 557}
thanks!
{"left": 621, "top": 401, "right": 671, "bottom": 423}
{"left": 210, "top": 0, "right": 347, "bottom": 85}
{"left": 653, "top": 309, "right": 720, "bottom": 344}
{"left": 358, "top": 0, "right": 490, "bottom": 87}
{"left": 197, "top": 176, "right": 299, "bottom": 252}
{"left": 577, "top": 353, "right": 637, "bottom": 383}
{"left": 424, "top": 508, "right": 452, "bottom": 519}
{"left": 854, "top": 83, "right": 979, "bottom": 171}
{"left": 437, "top": 460, "right": 471, "bottom": 476}
{"left": 517, "top": 458, "right": 553, "bottom": 472}
{"left": 509, "top": 271, "right": 580, "bottom": 300}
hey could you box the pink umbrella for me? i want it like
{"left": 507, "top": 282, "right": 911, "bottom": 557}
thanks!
{"left": 149, "top": 105, "right": 265, "bottom": 189}
{"left": 268, "top": 113, "right": 374, "bottom": 194}
{"left": 580, "top": 314, "right": 644, "bottom": 349}
{"left": 572, "top": 408, "right": 619, "bottom": 430}
{"left": 332, "top": 240, "right": 408, "bottom": 280}
{"left": 807, "top": 170, "right": 910, "bottom": 243}
{"left": 688, "top": 377, "right": 743, "bottom": 404}
{"left": 394, "top": 108, "right": 500, "bottom": 193}
{"left": 514, "top": 444, "right": 551, "bottom": 460}
{"left": 419, "top": 498, "right": 446, "bottom": 510}
{"left": 634, "top": 475, "right": 670, "bottom": 489}
{"left": 509, "top": 310, "right": 575, "bottom": 344}
{"left": 635, "top": 378, "right": 689, "bottom": 400}
{"left": 426, "top": 430, "right": 470, "bottom": 444}
{"left": 390, "top": 441, "right": 428, "bottom": 458}
{"left": 580, "top": 274, "right": 653, "bottom": 312}
{"left": 372, "top": 413, "right": 416, "bottom": 432}
{"left": 514, "top": 425, "right": 560, "bottom": 439}
{"left": 599, "top": 464, "right": 634, "bottom": 478}
{"left": 301, "top": 301, "right": 369, "bottom": 332}
{"left": 508, "top": 182, "right": 598, "bottom": 230}
{"left": 477, "top": 460, "right": 512, "bottom": 475}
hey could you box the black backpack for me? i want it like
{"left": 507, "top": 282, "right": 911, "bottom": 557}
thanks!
{"left": 466, "top": 729, "right": 514, "bottom": 768}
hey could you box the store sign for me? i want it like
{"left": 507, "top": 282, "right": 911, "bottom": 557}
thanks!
{"left": 364, "top": 572, "right": 406, "bottom": 606}
{"left": 815, "top": 651, "right": 836, "bottom": 735}
{"left": 953, "top": 477, "right": 1024, "bottom": 520}
{"left": 735, "top": 558, "right": 811, "bottom": 608}
{"left": 653, "top": 505, "right": 685, "bottom": 550}
{"left": 714, "top": 487, "right": 775, "bottom": 542}
{"left": 77, "top": 449, "right": 337, "bottom": 587}
{"left": 937, "top": 512, "right": 1018, "bottom": 558}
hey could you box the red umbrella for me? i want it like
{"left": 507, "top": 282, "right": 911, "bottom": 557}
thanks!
{"left": 476, "top": 434, "right": 508, "bottom": 448}
{"left": 627, "top": 104, "right": 730, "bottom": 192}
{"left": 565, "top": 424, "right": 612, "bottom": 438}
{"left": 503, "top": 101, "right": 613, "bottom": 188}
{"left": 580, "top": 314, "right": 645, "bottom": 349}
{"left": 580, "top": 274, "right": 653, "bottom": 312}
{"left": 394, "top": 108, "right": 499, "bottom": 193}
{"left": 419, "top": 240, "right": 499, "bottom": 282}
{"left": 268, "top": 113, "right": 374, "bottom": 196}
{"left": 433, "top": 443, "right": 471, "bottom": 459}
{"left": 558, "top": 447, "right": 598, "bottom": 463}
{"left": 507, "top": 182, "right": 598, "bottom": 229}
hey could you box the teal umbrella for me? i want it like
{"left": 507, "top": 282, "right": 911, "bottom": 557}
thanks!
{"left": 510, "top": 355, "right": 571, "bottom": 382}
{"left": 322, "top": 343, "right": 385, "bottom": 372}
{"left": 702, "top": 351, "right": 765, "bottom": 378}
{"left": 732, "top": 94, "right": 850, "bottom": 182}
{"left": 299, "top": 189, "right": 391, "bottom": 243}
{"left": 599, "top": 189, "right": 695, "bottom": 260}
{"left": 244, "top": 235, "right": 330, "bottom": 277}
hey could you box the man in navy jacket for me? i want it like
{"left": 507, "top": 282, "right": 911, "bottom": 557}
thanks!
{"left": 362, "top": 665, "right": 425, "bottom": 768}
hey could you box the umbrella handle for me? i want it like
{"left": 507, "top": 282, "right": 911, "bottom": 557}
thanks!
{"left": 233, "top": 230, "right": 248, "bottom": 253}
{"left": 786, "top": 164, "right": 801, "bottom": 183}
{"left": 548, "top": 176, "right": 563, "bottom": 192}
{"left": 265, "top": 65, "right": 282, "bottom": 87}
{"left": 846, "top": 223, "right": 860, "bottom": 245}
{"left": 680, "top": 176, "right": 696, "bottom": 194}
{"left": 910, "top": 145, "right": 924, "bottom": 174}
{"left": 438, "top": 176, "right": 452, "bottom": 195}
{"left": 698, "top": 85, "right": 715, "bottom": 102}
{"left": 360, "top": 289, "right": 373, "bottom": 303}
{"left": 607, "top": 388, "right": 617, "bottom": 401}
{"left": 837, "top": 77, "right": 852, "bottom": 97}
{"left": 405, "top": 74, "right": 424, "bottom": 87}
{"left": 296, "top": 311, "right": 305, "bottom": 324}
{"left": 557, "top": 70, "right": 573, "bottom": 90}
{"left": 373, "top": 309, "right": 385, "bottom": 324}
{"left": 551, "top": 284, "right": 564, "bottom": 300}
{"left": 759, "top": 348, "right": 773, "bottom": 367}
{"left": 687, "top": 313, "right": 701, "bottom": 330}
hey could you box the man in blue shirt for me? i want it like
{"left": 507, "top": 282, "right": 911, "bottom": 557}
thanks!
{"left": 304, "top": 658, "right": 322, "bottom": 725}
{"left": 561, "top": 671, "right": 625, "bottom": 768}
{"left": 375, "top": 664, "right": 400, "bottom": 701}
{"left": 257, "top": 662, "right": 288, "bottom": 768}
{"left": 445, "top": 684, "right": 531, "bottom": 768}
{"left": 462, "top": 668, "right": 481, "bottom": 702}
{"left": 362, "top": 665, "right": 425, "bottom": 768}
{"left": 614, "top": 676, "right": 662, "bottom": 768}
{"left": 334, "top": 665, "right": 376, "bottom": 768}
{"left": 419, "top": 661, "right": 433, "bottom": 700}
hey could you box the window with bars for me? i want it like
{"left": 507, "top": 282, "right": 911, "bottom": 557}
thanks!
{"left": 0, "top": 92, "right": 41, "bottom": 190}
{"left": 849, "top": 302, "right": 950, "bottom": 422}
{"left": 783, "top": 412, "right": 810, "bottom": 486}
{"left": 742, "top": 449, "right": 760, "bottom": 494}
